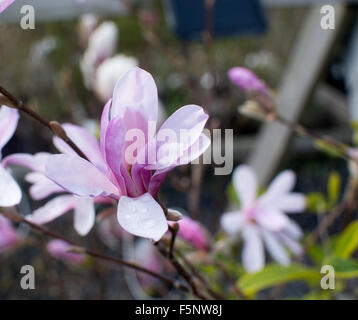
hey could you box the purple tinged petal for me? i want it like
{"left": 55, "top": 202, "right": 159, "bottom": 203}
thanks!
{"left": 220, "top": 211, "right": 244, "bottom": 235}
{"left": 148, "top": 169, "right": 168, "bottom": 197}
{"left": 0, "top": 106, "right": 18, "bottom": 156}
{"left": 0, "top": 165, "right": 21, "bottom": 206}
{"left": 117, "top": 193, "right": 168, "bottom": 241}
{"left": 26, "top": 195, "right": 76, "bottom": 225}
{"left": 111, "top": 67, "right": 158, "bottom": 124}
{"left": 100, "top": 99, "right": 111, "bottom": 158}
{"left": 0, "top": 0, "right": 15, "bottom": 15}
{"left": 0, "top": 215, "right": 19, "bottom": 252}
{"left": 45, "top": 154, "right": 119, "bottom": 198}
{"left": 104, "top": 116, "right": 129, "bottom": 195}
{"left": 233, "top": 165, "right": 258, "bottom": 210}
{"left": 53, "top": 123, "right": 106, "bottom": 171}
{"left": 74, "top": 196, "right": 95, "bottom": 236}
{"left": 242, "top": 224, "right": 264, "bottom": 273}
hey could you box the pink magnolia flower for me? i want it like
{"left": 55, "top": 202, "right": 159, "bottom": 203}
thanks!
{"left": 228, "top": 67, "right": 268, "bottom": 95}
{"left": 45, "top": 67, "right": 210, "bottom": 241}
{"left": 0, "top": 215, "right": 19, "bottom": 252}
{"left": 170, "top": 215, "right": 209, "bottom": 250}
{"left": 0, "top": 0, "right": 15, "bottom": 14}
{"left": 221, "top": 165, "right": 306, "bottom": 273}
{"left": 46, "top": 239, "right": 86, "bottom": 265}
{"left": 0, "top": 106, "right": 21, "bottom": 207}
{"left": 3, "top": 124, "right": 112, "bottom": 236}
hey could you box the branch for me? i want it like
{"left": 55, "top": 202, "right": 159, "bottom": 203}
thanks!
{"left": 0, "top": 86, "right": 88, "bottom": 161}
{"left": 2, "top": 209, "right": 189, "bottom": 294}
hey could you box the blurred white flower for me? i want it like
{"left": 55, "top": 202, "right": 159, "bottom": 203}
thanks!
{"left": 78, "top": 14, "right": 98, "bottom": 46}
{"left": 221, "top": 165, "right": 306, "bottom": 273}
{"left": 94, "top": 54, "right": 138, "bottom": 102}
{"left": 80, "top": 21, "right": 119, "bottom": 88}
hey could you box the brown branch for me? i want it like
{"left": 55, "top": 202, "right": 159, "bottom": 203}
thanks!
{"left": 2, "top": 209, "right": 189, "bottom": 293}
{"left": 0, "top": 86, "right": 88, "bottom": 161}
{"left": 155, "top": 242, "right": 210, "bottom": 300}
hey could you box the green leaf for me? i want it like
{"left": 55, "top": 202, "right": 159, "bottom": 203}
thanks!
{"left": 333, "top": 221, "right": 358, "bottom": 258}
{"left": 327, "top": 172, "right": 340, "bottom": 206}
{"left": 237, "top": 264, "right": 319, "bottom": 296}
{"left": 324, "top": 256, "right": 358, "bottom": 279}
{"left": 314, "top": 140, "right": 344, "bottom": 159}
{"left": 306, "top": 192, "right": 327, "bottom": 213}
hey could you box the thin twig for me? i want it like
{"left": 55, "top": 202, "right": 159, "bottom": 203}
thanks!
{"left": 2, "top": 209, "right": 189, "bottom": 293}
{"left": 0, "top": 86, "right": 88, "bottom": 160}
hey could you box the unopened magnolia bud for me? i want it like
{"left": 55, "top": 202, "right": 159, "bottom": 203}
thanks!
{"left": 238, "top": 100, "right": 275, "bottom": 121}
{"left": 50, "top": 121, "right": 67, "bottom": 139}
{"left": 167, "top": 209, "right": 183, "bottom": 222}
{"left": 66, "top": 246, "right": 86, "bottom": 254}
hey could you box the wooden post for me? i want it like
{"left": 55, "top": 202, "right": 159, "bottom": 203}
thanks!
{"left": 248, "top": 4, "right": 346, "bottom": 185}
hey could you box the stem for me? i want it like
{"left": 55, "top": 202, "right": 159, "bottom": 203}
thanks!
{"left": 0, "top": 86, "right": 88, "bottom": 161}
{"left": 155, "top": 242, "right": 210, "bottom": 300}
{"left": 2, "top": 209, "right": 189, "bottom": 293}
{"left": 274, "top": 114, "right": 354, "bottom": 163}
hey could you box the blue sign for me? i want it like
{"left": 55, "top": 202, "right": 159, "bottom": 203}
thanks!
{"left": 165, "top": 0, "right": 267, "bottom": 40}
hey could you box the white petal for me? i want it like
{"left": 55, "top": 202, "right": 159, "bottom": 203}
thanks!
{"left": 258, "top": 170, "right": 296, "bottom": 207}
{"left": 233, "top": 165, "right": 257, "bottom": 210}
{"left": 25, "top": 172, "right": 63, "bottom": 200}
{"left": 0, "top": 106, "right": 18, "bottom": 155}
{"left": 220, "top": 211, "right": 244, "bottom": 235}
{"left": 261, "top": 230, "right": 290, "bottom": 265}
{"left": 45, "top": 154, "right": 119, "bottom": 198}
{"left": 117, "top": 193, "right": 168, "bottom": 241}
{"left": 26, "top": 195, "right": 75, "bottom": 225}
{"left": 255, "top": 208, "right": 289, "bottom": 231}
{"left": 275, "top": 193, "right": 306, "bottom": 213}
{"left": 74, "top": 196, "right": 96, "bottom": 236}
{"left": 242, "top": 224, "right": 264, "bottom": 273}
{"left": 0, "top": 165, "right": 21, "bottom": 206}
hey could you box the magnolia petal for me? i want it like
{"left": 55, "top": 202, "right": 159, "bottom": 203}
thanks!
{"left": 233, "top": 165, "right": 257, "bottom": 210}
{"left": 0, "top": 165, "right": 21, "bottom": 207}
{"left": 74, "top": 196, "right": 95, "bottom": 236}
{"left": 26, "top": 195, "right": 76, "bottom": 225}
{"left": 111, "top": 67, "right": 158, "bottom": 124}
{"left": 275, "top": 193, "right": 306, "bottom": 213}
{"left": 25, "top": 172, "right": 64, "bottom": 200}
{"left": 53, "top": 123, "right": 106, "bottom": 171}
{"left": 45, "top": 154, "right": 119, "bottom": 198}
{"left": 277, "top": 232, "right": 303, "bottom": 257}
{"left": 100, "top": 99, "right": 111, "bottom": 158}
{"left": 117, "top": 193, "right": 168, "bottom": 241}
{"left": 242, "top": 224, "right": 264, "bottom": 273}
{"left": 261, "top": 229, "right": 290, "bottom": 265}
{"left": 2, "top": 152, "right": 51, "bottom": 173}
{"left": 255, "top": 208, "right": 289, "bottom": 232}
{"left": 148, "top": 169, "right": 168, "bottom": 197}
{"left": 0, "top": 0, "right": 15, "bottom": 14}
{"left": 177, "top": 133, "right": 211, "bottom": 166}
{"left": 258, "top": 170, "right": 296, "bottom": 207}
{"left": 0, "top": 106, "right": 18, "bottom": 155}
{"left": 104, "top": 116, "right": 128, "bottom": 195}
{"left": 282, "top": 219, "right": 303, "bottom": 240}
{"left": 220, "top": 211, "right": 244, "bottom": 235}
